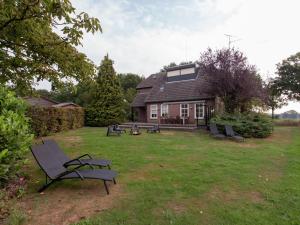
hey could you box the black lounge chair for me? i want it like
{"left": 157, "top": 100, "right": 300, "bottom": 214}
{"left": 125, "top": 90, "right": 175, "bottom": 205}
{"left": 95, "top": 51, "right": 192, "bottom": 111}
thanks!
{"left": 42, "top": 139, "right": 111, "bottom": 169}
{"left": 107, "top": 125, "right": 121, "bottom": 136}
{"left": 31, "top": 144, "right": 117, "bottom": 194}
{"left": 225, "top": 125, "right": 245, "bottom": 142}
{"left": 130, "top": 124, "right": 141, "bottom": 135}
{"left": 147, "top": 124, "right": 160, "bottom": 133}
{"left": 209, "top": 123, "right": 226, "bottom": 139}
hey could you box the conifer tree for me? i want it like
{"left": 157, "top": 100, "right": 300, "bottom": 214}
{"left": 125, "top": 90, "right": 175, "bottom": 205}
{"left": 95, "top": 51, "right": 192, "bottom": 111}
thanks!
{"left": 85, "top": 55, "right": 124, "bottom": 126}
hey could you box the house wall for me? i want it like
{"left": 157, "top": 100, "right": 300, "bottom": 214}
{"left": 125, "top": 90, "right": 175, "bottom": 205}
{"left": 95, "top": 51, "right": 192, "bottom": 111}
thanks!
{"left": 145, "top": 100, "right": 215, "bottom": 124}
{"left": 134, "top": 107, "right": 147, "bottom": 122}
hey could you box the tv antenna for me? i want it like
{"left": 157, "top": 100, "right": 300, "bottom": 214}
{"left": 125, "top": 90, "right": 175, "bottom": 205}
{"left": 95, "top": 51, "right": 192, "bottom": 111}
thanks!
{"left": 224, "top": 34, "right": 242, "bottom": 48}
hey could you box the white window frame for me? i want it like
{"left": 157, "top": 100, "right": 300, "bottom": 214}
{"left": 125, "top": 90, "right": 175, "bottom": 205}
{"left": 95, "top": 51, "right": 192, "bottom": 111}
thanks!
{"left": 161, "top": 104, "right": 169, "bottom": 117}
{"left": 150, "top": 104, "right": 158, "bottom": 119}
{"left": 195, "top": 102, "right": 205, "bottom": 119}
{"left": 180, "top": 103, "right": 189, "bottom": 118}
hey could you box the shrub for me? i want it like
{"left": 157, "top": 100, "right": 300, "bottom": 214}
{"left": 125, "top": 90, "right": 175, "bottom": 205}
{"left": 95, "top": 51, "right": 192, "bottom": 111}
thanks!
{"left": 0, "top": 86, "right": 33, "bottom": 184}
{"left": 27, "top": 107, "right": 84, "bottom": 137}
{"left": 211, "top": 113, "right": 273, "bottom": 138}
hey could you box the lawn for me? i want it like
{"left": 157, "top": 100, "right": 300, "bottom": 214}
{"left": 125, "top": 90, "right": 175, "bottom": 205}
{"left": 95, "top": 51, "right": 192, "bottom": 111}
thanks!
{"left": 4, "top": 127, "right": 300, "bottom": 225}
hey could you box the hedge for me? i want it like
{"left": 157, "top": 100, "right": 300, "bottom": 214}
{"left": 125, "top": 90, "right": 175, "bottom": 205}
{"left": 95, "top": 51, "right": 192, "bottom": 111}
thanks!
{"left": 211, "top": 113, "right": 274, "bottom": 138}
{"left": 0, "top": 86, "right": 33, "bottom": 184}
{"left": 27, "top": 107, "right": 84, "bottom": 137}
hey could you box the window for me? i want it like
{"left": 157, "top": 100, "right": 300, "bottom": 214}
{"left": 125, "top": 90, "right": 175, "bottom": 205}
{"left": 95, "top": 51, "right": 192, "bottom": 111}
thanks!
{"left": 195, "top": 102, "right": 204, "bottom": 119}
{"left": 161, "top": 104, "right": 168, "bottom": 117}
{"left": 180, "top": 104, "right": 189, "bottom": 118}
{"left": 150, "top": 104, "right": 158, "bottom": 119}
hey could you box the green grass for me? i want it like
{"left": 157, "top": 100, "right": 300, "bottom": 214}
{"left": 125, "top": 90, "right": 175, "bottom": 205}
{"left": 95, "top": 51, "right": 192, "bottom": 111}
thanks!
{"left": 9, "top": 127, "right": 300, "bottom": 225}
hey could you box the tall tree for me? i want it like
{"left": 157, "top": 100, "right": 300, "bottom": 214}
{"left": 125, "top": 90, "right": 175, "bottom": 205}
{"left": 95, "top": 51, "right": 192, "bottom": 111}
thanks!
{"left": 118, "top": 73, "right": 143, "bottom": 120}
{"left": 198, "top": 48, "right": 265, "bottom": 113}
{"left": 85, "top": 55, "right": 124, "bottom": 126}
{"left": 0, "top": 0, "right": 101, "bottom": 94}
{"left": 275, "top": 52, "right": 300, "bottom": 100}
{"left": 265, "top": 79, "right": 287, "bottom": 119}
{"left": 118, "top": 73, "right": 143, "bottom": 92}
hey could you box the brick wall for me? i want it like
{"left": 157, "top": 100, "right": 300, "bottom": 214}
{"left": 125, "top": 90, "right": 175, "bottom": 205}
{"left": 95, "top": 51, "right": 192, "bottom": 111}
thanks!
{"left": 146, "top": 101, "right": 212, "bottom": 124}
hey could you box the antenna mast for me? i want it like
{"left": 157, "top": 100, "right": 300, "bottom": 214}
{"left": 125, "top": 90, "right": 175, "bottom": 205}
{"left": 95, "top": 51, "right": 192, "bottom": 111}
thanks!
{"left": 224, "top": 34, "right": 241, "bottom": 49}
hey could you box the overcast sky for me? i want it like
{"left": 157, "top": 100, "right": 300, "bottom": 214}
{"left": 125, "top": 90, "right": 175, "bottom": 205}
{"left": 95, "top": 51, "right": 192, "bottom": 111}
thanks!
{"left": 40, "top": 0, "right": 300, "bottom": 113}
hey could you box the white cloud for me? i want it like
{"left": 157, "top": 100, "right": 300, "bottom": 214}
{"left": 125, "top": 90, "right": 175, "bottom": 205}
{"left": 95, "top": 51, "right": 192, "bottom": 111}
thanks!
{"left": 38, "top": 0, "right": 300, "bottom": 113}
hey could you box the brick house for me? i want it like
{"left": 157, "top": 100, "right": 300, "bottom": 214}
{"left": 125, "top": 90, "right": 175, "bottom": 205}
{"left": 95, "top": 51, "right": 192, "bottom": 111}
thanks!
{"left": 131, "top": 63, "right": 222, "bottom": 125}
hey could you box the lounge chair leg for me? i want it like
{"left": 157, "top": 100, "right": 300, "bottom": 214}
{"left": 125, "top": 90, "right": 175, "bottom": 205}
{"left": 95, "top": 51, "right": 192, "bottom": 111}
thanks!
{"left": 113, "top": 178, "right": 116, "bottom": 184}
{"left": 38, "top": 180, "right": 55, "bottom": 192}
{"left": 103, "top": 180, "right": 109, "bottom": 195}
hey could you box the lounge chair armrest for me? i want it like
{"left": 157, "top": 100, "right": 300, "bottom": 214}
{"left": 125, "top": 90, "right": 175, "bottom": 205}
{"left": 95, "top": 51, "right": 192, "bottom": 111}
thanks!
{"left": 63, "top": 158, "right": 83, "bottom": 167}
{"left": 57, "top": 163, "right": 93, "bottom": 179}
{"left": 63, "top": 156, "right": 92, "bottom": 167}
{"left": 75, "top": 154, "right": 93, "bottom": 160}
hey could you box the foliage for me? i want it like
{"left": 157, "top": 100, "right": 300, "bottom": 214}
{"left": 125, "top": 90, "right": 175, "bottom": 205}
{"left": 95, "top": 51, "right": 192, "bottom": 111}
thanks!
{"left": 0, "top": 86, "right": 33, "bottom": 184}
{"left": 211, "top": 113, "right": 273, "bottom": 138}
{"left": 7, "top": 208, "right": 27, "bottom": 225}
{"left": 85, "top": 55, "right": 124, "bottom": 126}
{"left": 118, "top": 73, "right": 143, "bottom": 120}
{"left": 118, "top": 73, "right": 143, "bottom": 92}
{"left": 27, "top": 106, "right": 84, "bottom": 137}
{"left": 160, "top": 61, "right": 193, "bottom": 72}
{"left": 0, "top": 0, "right": 101, "bottom": 94}
{"left": 275, "top": 52, "right": 300, "bottom": 100}
{"left": 34, "top": 79, "right": 96, "bottom": 107}
{"left": 265, "top": 79, "right": 287, "bottom": 119}
{"left": 198, "top": 48, "right": 265, "bottom": 113}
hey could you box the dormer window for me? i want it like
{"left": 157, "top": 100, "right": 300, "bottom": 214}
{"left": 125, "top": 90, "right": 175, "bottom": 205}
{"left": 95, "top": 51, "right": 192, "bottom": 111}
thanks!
{"left": 166, "top": 64, "right": 197, "bottom": 82}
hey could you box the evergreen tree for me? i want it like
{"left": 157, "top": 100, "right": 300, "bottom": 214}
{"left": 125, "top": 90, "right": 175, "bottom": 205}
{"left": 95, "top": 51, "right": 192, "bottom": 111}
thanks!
{"left": 85, "top": 55, "right": 124, "bottom": 126}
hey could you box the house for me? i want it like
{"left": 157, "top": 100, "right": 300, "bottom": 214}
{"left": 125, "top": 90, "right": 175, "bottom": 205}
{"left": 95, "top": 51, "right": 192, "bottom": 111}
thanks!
{"left": 131, "top": 63, "right": 222, "bottom": 125}
{"left": 23, "top": 96, "right": 81, "bottom": 108}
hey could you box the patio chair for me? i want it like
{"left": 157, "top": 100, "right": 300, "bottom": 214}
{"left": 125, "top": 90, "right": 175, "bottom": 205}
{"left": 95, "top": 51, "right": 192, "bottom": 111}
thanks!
{"left": 107, "top": 125, "right": 121, "bottom": 136}
{"left": 147, "top": 124, "right": 160, "bottom": 133}
{"left": 130, "top": 124, "right": 141, "bottom": 135}
{"left": 225, "top": 125, "right": 245, "bottom": 142}
{"left": 31, "top": 143, "right": 117, "bottom": 194}
{"left": 113, "top": 124, "right": 126, "bottom": 133}
{"left": 42, "top": 139, "right": 112, "bottom": 169}
{"left": 209, "top": 123, "right": 226, "bottom": 139}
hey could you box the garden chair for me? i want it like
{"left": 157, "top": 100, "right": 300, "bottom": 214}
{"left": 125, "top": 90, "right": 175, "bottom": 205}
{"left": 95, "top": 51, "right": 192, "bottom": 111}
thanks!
{"left": 130, "top": 124, "right": 141, "bottom": 135}
{"left": 31, "top": 143, "right": 117, "bottom": 194}
{"left": 147, "top": 124, "right": 160, "bottom": 133}
{"left": 42, "top": 139, "right": 112, "bottom": 169}
{"left": 107, "top": 125, "right": 121, "bottom": 136}
{"left": 209, "top": 123, "right": 226, "bottom": 139}
{"left": 113, "top": 124, "right": 126, "bottom": 133}
{"left": 225, "top": 125, "right": 245, "bottom": 142}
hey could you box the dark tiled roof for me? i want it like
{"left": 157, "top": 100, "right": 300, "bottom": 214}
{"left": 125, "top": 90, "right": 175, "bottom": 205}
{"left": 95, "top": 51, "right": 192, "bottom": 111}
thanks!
{"left": 131, "top": 70, "right": 213, "bottom": 106}
{"left": 23, "top": 97, "right": 58, "bottom": 107}
{"left": 131, "top": 93, "right": 148, "bottom": 107}
{"left": 136, "top": 72, "right": 165, "bottom": 89}
{"left": 145, "top": 75, "right": 212, "bottom": 103}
